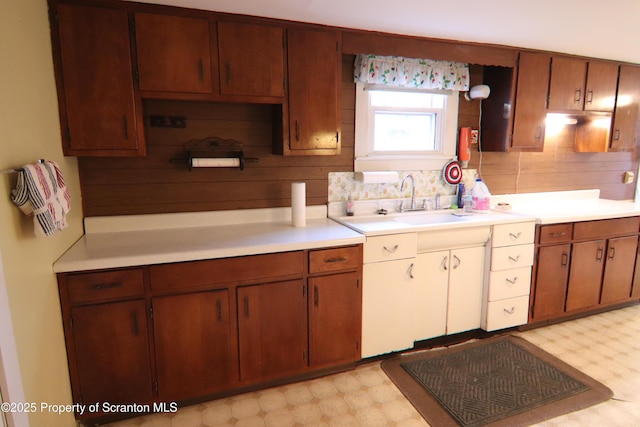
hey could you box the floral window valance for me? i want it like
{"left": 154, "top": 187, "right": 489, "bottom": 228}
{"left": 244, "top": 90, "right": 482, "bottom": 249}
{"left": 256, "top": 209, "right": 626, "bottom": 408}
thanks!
{"left": 354, "top": 54, "right": 470, "bottom": 91}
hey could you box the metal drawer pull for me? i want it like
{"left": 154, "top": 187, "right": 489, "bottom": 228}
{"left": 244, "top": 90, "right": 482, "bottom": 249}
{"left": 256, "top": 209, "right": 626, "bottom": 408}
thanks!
{"left": 550, "top": 232, "right": 566, "bottom": 238}
{"left": 508, "top": 232, "right": 522, "bottom": 240}
{"left": 508, "top": 255, "right": 521, "bottom": 263}
{"left": 441, "top": 256, "right": 448, "bottom": 271}
{"left": 325, "top": 257, "right": 347, "bottom": 263}
{"left": 608, "top": 247, "right": 616, "bottom": 260}
{"left": 407, "top": 263, "right": 415, "bottom": 279}
{"left": 452, "top": 255, "right": 461, "bottom": 269}
{"left": 383, "top": 245, "right": 399, "bottom": 253}
{"left": 92, "top": 282, "right": 122, "bottom": 290}
{"left": 506, "top": 277, "right": 518, "bottom": 286}
{"left": 596, "top": 247, "right": 604, "bottom": 262}
{"left": 574, "top": 88, "right": 582, "bottom": 103}
{"left": 503, "top": 306, "right": 516, "bottom": 316}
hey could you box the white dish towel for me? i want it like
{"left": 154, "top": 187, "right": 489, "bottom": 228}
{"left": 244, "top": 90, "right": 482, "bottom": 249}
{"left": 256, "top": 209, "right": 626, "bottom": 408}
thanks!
{"left": 11, "top": 161, "right": 71, "bottom": 237}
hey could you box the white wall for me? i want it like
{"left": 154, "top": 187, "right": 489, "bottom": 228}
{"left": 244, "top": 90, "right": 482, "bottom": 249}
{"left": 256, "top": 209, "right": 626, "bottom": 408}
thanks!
{"left": 128, "top": 0, "right": 640, "bottom": 64}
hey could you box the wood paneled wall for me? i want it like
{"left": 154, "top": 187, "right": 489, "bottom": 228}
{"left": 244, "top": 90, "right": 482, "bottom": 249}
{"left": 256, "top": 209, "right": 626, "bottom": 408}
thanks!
{"left": 78, "top": 59, "right": 638, "bottom": 217}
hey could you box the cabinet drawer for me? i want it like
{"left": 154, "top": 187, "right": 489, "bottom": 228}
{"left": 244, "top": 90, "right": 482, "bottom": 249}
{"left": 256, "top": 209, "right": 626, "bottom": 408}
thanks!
{"left": 491, "top": 244, "right": 534, "bottom": 271}
{"left": 488, "top": 267, "right": 532, "bottom": 301}
{"left": 364, "top": 233, "right": 417, "bottom": 263}
{"left": 573, "top": 216, "right": 640, "bottom": 240}
{"left": 309, "top": 246, "right": 360, "bottom": 274}
{"left": 150, "top": 251, "right": 303, "bottom": 292}
{"left": 539, "top": 223, "right": 573, "bottom": 244}
{"left": 66, "top": 269, "right": 144, "bottom": 304}
{"left": 492, "top": 222, "right": 535, "bottom": 247}
{"left": 485, "top": 295, "right": 529, "bottom": 331}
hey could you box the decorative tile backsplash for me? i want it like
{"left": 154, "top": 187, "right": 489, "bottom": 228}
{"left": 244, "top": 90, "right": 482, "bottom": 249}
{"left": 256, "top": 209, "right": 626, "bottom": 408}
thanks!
{"left": 328, "top": 169, "right": 478, "bottom": 202}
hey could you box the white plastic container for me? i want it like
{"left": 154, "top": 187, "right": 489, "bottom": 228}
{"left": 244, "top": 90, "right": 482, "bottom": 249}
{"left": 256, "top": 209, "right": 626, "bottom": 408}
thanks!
{"left": 471, "top": 178, "right": 491, "bottom": 213}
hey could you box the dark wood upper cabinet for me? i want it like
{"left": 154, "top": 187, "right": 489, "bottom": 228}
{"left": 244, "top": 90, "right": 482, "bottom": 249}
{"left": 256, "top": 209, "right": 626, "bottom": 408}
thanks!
{"left": 217, "top": 21, "right": 285, "bottom": 97}
{"left": 54, "top": 3, "right": 144, "bottom": 156}
{"left": 510, "top": 52, "right": 551, "bottom": 151}
{"left": 134, "top": 13, "right": 214, "bottom": 94}
{"left": 610, "top": 65, "right": 640, "bottom": 151}
{"left": 283, "top": 28, "right": 341, "bottom": 155}
{"left": 548, "top": 57, "right": 618, "bottom": 112}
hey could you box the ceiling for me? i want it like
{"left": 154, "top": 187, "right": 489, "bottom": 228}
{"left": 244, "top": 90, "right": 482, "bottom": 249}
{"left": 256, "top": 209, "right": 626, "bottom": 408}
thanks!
{"left": 126, "top": 0, "right": 640, "bottom": 64}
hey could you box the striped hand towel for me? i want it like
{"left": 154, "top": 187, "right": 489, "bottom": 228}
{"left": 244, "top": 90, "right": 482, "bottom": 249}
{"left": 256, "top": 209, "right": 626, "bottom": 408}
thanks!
{"left": 11, "top": 161, "right": 71, "bottom": 237}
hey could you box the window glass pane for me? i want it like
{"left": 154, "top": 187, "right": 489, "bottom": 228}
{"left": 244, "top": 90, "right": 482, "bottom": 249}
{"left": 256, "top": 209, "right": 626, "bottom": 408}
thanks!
{"left": 373, "top": 111, "right": 436, "bottom": 152}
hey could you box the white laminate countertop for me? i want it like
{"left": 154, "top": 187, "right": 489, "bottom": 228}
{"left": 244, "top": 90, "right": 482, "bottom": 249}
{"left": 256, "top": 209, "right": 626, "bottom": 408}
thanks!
{"left": 492, "top": 189, "right": 640, "bottom": 224}
{"left": 53, "top": 206, "right": 365, "bottom": 273}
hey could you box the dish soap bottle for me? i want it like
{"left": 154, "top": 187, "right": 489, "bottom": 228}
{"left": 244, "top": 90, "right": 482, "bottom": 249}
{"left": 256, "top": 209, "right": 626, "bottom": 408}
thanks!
{"left": 471, "top": 178, "right": 491, "bottom": 213}
{"left": 346, "top": 194, "right": 355, "bottom": 216}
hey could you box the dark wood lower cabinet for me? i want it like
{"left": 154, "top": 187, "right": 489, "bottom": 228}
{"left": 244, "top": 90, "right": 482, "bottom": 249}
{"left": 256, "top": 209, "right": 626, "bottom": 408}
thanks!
{"left": 71, "top": 300, "right": 154, "bottom": 406}
{"left": 58, "top": 245, "right": 362, "bottom": 424}
{"left": 530, "top": 218, "right": 640, "bottom": 325}
{"left": 237, "top": 280, "right": 308, "bottom": 382}
{"left": 153, "top": 290, "right": 233, "bottom": 401}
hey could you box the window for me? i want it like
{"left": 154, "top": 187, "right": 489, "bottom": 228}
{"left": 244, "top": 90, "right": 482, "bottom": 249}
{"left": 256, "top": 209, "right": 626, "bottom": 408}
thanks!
{"left": 354, "top": 83, "right": 459, "bottom": 171}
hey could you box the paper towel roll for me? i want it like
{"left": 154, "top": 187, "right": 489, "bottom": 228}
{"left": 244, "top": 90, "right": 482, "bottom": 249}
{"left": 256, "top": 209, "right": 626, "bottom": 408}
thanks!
{"left": 291, "top": 182, "right": 306, "bottom": 227}
{"left": 191, "top": 158, "right": 240, "bottom": 168}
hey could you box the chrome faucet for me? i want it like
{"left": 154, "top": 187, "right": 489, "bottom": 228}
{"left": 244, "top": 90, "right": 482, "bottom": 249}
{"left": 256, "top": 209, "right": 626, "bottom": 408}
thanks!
{"left": 399, "top": 174, "right": 426, "bottom": 212}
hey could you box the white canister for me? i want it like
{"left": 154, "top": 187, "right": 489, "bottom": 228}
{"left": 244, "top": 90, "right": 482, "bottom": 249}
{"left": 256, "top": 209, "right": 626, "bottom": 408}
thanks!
{"left": 471, "top": 178, "right": 491, "bottom": 213}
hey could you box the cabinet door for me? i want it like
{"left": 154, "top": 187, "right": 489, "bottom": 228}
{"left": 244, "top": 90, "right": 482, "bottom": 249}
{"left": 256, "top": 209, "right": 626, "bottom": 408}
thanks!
{"left": 415, "top": 251, "right": 448, "bottom": 340}
{"left": 237, "top": 280, "right": 307, "bottom": 382}
{"left": 309, "top": 272, "right": 361, "bottom": 368}
{"left": 611, "top": 65, "right": 640, "bottom": 151}
{"left": 531, "top": 244, "right": 570, "bottom": 321}
{"left": 56, "top": 4, "right": 143, "bottom": 156}
{"left": 286, "top": 28, "right": 341, "bottom": 154}
{"left": 218, "top": 22, "right": 284, "bottom": 97}
{"left": 566, "top": 240, "right": 605, "bottom": 312}
{"left": 71, "top": 300, "right": 153, "bottom": 405}
{"left": 153, "top": 290, "right": 233, "bottom": 401}
{"left": 511, "top": 52, "right": 550, "bottom": 151}
{"left": 135, "top": 13, "right": 213, "bottom": 93}
{"left": 601, "top": 236, "right": 638, "bottom": 304}
{"left": 548, "top": 57, "right": 587, "bottom": 111}
{"left": 447, "top": 247, "right": 485, "bottom": 334}
{"left": 362, "top": 259, "right": 416, "bottom": 357}
{"left": 584, "top": 61, "right": 619, "bottom": 112}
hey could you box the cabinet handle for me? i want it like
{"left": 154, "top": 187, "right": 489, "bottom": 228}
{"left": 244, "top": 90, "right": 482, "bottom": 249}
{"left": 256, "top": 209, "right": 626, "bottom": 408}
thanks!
{"left": 441, "top": 256, "right": 448, "bottom": 271}
{"left": 550, "top": 232, "right": 566, "bottom": 238}
{"left": 508, "top": 232, "right": 522, "bottom": 240}
{"left": 561, "top": 252, "right": 569, "bottom": 267}
{"left": 122, "top": 115, "right": 128, "bottom": 140}
{"left": 325, "top": 257, "right": 347, "bottom": 263}
{"left": 198, "top": 59, "right": 205, "bottom": 83}
{"left": 314, "top": 285, "right": 319, "bottom": 307}
{"left": 226, "top": 62, "right": 231, "bottom": 86}
{"left": 614, "top": 129, "right": 621, "bottom": 141}
{"left": 503, "top": 306, "right": 516, "bottom": 316}
{"left": 506, "top": 277, "right": 518, "bottom": 286}
{"left": 216, "top": 299, "right": 223, "bottom": 322}
{"left": 586, "top": 89, "right": 594, "bottom": 104}
{"left": 295, "top": 120, "right": 300, "bottom": 141}
{"left": 132, "top": 312, "right": 139, "bottom": 336}
{"left": 92, "top": 282, "right": 122, "bottom": 290}
{"left": 535, "top": 126, "right": 543, "bottom": 141}
{"left": 574, "top": 88, "right": 582, "bottom": 103}
{"left": 508, "top": 255, "right": 521, "bottom": 263}
{"left": 596, "top": 247, "right": 604, "bottom": 262}
{"left": 608, "top": 246, "right": 616, "bottom": 260}
{"left": 407, "top": 263, "right": 415, "bottom": 279}
{"left": 452, "top": 255, "right": 461, "bottom": 270}
{"left": 244, "top": 296, "right": 250, "bottom": 318}
{"left": 383, "top": 245, "right": 399, "bottom": 253}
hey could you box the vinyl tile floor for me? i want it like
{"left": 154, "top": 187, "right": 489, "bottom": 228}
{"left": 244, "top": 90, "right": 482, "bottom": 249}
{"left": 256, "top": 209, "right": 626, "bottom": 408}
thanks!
{"left": 106, "top": 304, "right": 640, "bottom": 427}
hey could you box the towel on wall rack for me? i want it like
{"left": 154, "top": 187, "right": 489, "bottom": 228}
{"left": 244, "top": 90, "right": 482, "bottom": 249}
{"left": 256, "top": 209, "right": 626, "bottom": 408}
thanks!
{"left": 10, "top": 161, "right": 71, "bottom": 237}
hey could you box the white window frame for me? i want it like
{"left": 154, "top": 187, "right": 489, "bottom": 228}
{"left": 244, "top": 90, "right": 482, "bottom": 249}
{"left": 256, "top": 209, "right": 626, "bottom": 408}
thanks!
{"left": 354, "top": 82, "right": 459, "bottom": 172}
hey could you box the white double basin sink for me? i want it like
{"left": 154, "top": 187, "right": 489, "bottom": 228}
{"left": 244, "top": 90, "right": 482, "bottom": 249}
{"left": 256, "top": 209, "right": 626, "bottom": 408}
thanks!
{"left": 331, "top": 209, "right": 534, "bottom": 236}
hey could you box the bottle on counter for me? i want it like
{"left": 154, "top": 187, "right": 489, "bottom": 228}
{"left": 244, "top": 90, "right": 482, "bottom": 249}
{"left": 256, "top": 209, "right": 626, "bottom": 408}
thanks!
{"left": 346, "top": 194, "right": 355, "bottom": 216}
{"left": 471, "top": 178, "right": 491, "bottom": 213}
